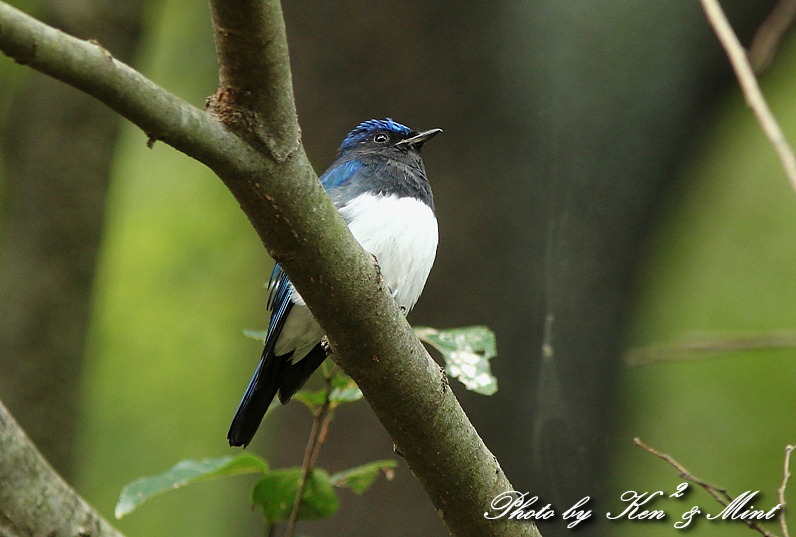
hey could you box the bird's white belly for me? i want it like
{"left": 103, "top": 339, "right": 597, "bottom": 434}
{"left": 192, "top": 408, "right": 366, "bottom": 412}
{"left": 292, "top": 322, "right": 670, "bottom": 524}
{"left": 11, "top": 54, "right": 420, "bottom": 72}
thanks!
{"left": 278, "top": 193, "right": 437, "bottom": 363}
{"left": 339, "top": 193, "right": 438, "bottom": 310}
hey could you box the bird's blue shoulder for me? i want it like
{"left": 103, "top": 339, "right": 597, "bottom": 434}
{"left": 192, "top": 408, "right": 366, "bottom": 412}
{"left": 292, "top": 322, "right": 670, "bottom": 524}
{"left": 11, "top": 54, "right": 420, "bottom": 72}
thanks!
{"left": 319, "top": 159, "right": 365, "bottom": 192}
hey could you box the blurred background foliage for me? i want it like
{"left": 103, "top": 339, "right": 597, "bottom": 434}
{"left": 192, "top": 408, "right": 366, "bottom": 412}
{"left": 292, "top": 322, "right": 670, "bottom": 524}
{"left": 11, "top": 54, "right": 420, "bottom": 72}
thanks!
{"left": 1, "top": 1, "right": 795, "bottom": 536}
{"left": 615, "top": 32, "right": 796, "bottom": 537}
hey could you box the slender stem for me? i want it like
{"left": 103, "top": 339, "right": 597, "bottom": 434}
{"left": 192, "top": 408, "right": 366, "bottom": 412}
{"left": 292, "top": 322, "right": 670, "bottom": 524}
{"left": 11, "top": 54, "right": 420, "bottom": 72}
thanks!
{"left": 626, "top": 330, "right": 796, "bottom": 366}
{"left": 635, "top": 438, "right": 777, "bottom": 537}
{"left": 309, "top": 410, "right": 333, "bottom": 468}
{"left": 284, "top": 369, "right": 335, "bottom": 537}
{"left": 749, "top": 0, "right": 796, "bottom": 74}
{"left": 700, "top": 0, "right": 796, "bottom": 194}
{"left": 778, "top": 445, "right": 794, "bottom": 537}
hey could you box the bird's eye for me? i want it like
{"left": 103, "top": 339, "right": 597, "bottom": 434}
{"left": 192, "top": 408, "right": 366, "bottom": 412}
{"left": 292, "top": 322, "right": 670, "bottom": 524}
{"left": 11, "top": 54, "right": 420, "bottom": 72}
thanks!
{"left": 374, "top": 133, "right": 389, "bottom": 144}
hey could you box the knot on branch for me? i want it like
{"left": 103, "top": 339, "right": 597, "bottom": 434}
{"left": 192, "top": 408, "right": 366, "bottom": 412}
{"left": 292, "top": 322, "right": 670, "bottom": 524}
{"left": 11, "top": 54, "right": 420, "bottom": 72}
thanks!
{"left": 206, "top": 87, "right": 301, "bottom": 163}
{"left": 2, "top": 32, "right": 38, "bottom": 66}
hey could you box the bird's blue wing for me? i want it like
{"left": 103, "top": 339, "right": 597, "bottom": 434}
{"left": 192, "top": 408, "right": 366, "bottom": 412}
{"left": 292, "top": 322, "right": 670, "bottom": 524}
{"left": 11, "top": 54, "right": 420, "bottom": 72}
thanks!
{"left": 264, "top": 264, "right": 293, "bottom": 356}
{"left": 228, "top": 265, "right": 293, "bottom": 446}
{"left": 230, "top": 160, "right": 363, "bottom": 447}
{"left": 319, "top": 159, "right": 363, "bottom": 192}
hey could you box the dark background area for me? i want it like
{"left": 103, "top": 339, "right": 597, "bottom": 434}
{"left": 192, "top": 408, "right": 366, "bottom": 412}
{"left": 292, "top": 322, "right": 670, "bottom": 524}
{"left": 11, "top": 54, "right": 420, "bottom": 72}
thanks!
{"left": 2, "top": 2, "right": 794, "bottom": 537}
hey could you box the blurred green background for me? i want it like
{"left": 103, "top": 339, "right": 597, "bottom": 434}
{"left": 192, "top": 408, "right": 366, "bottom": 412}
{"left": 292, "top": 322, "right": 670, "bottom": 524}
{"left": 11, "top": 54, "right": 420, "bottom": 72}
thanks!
{"left": 1, "top": 1, "right": 795, "bottom": 536}
{"left": 615, "top": 36, "right": 796, "bottom": 535}
{"left": 614, "top": 33, "right": 796, "bottom": 536}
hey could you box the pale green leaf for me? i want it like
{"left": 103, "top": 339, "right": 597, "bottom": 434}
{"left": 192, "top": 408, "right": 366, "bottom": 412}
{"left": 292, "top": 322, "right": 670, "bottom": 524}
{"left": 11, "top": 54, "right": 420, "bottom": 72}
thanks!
{"left": 329, "top": 372, "right": 362, "bottom": 404}
{"left": 415, "top": 325, "right": 498, "bottom": 395}
{"left": 293, "top": 388, "right": 326, "bottom": 410}
{"left": 330, "top": 460, "right": 397, "bottom": 494}
{"left": 115, "top": 454, "right": 269, "bottom": 518}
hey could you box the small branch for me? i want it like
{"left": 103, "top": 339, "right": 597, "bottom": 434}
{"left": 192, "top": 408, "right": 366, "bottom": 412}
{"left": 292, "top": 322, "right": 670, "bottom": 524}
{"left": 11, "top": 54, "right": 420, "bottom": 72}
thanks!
{"left": 635, "top": 438, "right": 777, "bottom": 537}
{"left": 749, "top": 0, "right": 796, "bottom": 74}
{"left": 778, "top": 445, "right": 794, "bottom": 537}
{"left": 284, "top": 367, "right": 335, "bottom": 537}
{"left": 700, "top": 0, "right": 796, "bottom": 194}
{"left": 0, "top": 399, "right": 126, "bottom": 537}
{"left": 207, "top": 0, "right": 300, "bottom": 159}
{"left": 626, "top": 330, "right": 796, "bottom": 366}
{"left": 634, "top": 438, "right": 733, "bottom": 506}
{"left": 309, "top": 410, "right": 332, "bottom": 468}
{"left": 0, "top": 2, "right": 261, "bottom": 179}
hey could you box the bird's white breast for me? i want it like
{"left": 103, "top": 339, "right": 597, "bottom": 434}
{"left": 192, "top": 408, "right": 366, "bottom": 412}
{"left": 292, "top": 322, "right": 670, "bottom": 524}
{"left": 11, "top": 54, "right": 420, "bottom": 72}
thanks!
{"left": 278, "top": 193, "right": 437, "bottom": 363}
{"left": 339, "top": 193, "right": 438, "bottom": 311}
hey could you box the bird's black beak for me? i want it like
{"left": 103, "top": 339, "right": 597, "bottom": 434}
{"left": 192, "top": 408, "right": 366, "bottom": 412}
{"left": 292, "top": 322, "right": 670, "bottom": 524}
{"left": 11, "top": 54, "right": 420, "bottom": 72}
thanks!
{"left": 397, "top": 128, "right": 442, "bottom": 149}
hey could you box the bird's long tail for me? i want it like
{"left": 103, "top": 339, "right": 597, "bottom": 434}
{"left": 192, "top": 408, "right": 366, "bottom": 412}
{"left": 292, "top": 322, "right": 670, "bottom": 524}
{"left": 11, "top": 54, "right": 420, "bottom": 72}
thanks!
{"left": 227, "top": 353, "right": 289, "bottom": 447}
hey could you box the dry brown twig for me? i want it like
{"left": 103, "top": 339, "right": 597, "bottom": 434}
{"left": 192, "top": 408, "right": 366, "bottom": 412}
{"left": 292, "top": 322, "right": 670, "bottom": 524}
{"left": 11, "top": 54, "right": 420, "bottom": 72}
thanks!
{"left": 778, "top": 445, "right": 795, "bottom": 537}
{"left": 283, "top": 364, "right": 336, "bottom": 537}
{"left": 699, "top": 0, "right": 796, "bottom": 194}
{"left": 749, "top": 0, "right": 796, "bottom": 74}
{"left": 634, "top": 437, "right": 779, "bottom": 537}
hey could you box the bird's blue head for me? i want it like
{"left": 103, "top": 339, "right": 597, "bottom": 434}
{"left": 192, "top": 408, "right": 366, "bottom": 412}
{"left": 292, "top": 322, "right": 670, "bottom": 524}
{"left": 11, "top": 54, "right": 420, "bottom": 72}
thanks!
{"left": 338, "top": 118, "right": 442, "bottom": 156}
{"left": 322, "top": 118, "right": 441, "bottom": 208}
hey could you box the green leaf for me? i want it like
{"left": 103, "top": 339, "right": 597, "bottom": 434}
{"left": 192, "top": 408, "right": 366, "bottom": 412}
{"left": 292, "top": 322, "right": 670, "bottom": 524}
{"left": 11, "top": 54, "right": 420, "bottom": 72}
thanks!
{"left": 329, "top": 384, "right": 363, "bottom": 403}
{"left": 293, "top": 388, "right": 326, "bottom": 410}
{"left": 328, "top": 372, "right": 362, "bottom": 404}
{"left": 329, "top": 368, "right": 351, "bottom": 388}
{"left": 243, "top": 328, "right": 267, "bottom": 341}
{"left": 115, "top": 454, "right": 269, "bottom": 518}
{"left": 251, "top": 467, "right": 339, "bottom": 524}
{"left": 294, "top": 372, "right": 362, "bottom": 411}
{"left": 415, "top": 326, "right": 498, "bottom": 395}
{"left": 330, "top": 460, "right": 397, "bottom": 494}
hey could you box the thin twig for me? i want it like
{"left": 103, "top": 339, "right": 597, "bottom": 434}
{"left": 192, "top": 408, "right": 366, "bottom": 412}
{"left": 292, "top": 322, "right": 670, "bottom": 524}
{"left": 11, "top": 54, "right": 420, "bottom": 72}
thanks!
{"left": 284, "top": 366, "right": 335, "bottom": 537}
{"left": 778, "top": 445, "right": 795, "bottom": 537}
{"left": 634, "top": 438, "right": 777, "bottom": 537}
{"left": 626, "top": 330, "right": 796, "bottom": 366}
{"left": 634, "top": 438, "right": 732, "bottom": 506}
{"left": 309, "top": 410, "right": 333, "bottom": 468}
{"left": 700, "top": 0, "right": 796, "bottom": 194}
{"left": 749, "top": 0, "right": 796, "bottom": 74}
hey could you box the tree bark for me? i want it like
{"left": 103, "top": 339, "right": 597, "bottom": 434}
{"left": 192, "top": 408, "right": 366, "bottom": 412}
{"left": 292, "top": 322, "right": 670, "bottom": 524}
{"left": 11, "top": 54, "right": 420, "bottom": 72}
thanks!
{"left": 0, "top": 399, "right": 125, "bottom": 537}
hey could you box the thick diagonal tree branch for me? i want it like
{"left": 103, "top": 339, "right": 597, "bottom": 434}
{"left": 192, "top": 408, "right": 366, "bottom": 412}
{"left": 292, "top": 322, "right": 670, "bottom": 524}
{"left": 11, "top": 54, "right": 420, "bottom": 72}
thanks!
{"left": 0, "top": 2, "right": 539, "bottom": 536}
{"left": 0, "top": 400, "right": 125, "bottom": 537}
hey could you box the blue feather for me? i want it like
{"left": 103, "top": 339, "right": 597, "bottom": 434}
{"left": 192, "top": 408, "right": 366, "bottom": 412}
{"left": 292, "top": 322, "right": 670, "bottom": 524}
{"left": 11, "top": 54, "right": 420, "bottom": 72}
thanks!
{"left": 340, "top": 118, "right": 412, "bottom": 150}
{"left": 319, "top": 159, "right": 363, "bottom": 191}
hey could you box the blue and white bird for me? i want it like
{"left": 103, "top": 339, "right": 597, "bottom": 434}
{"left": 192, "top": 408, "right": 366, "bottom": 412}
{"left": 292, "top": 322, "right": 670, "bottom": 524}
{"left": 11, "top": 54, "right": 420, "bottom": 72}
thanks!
{"left": 228, "top": 119, "right": 441, "bottom": 447}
